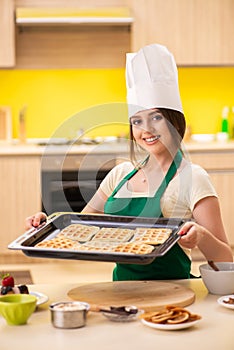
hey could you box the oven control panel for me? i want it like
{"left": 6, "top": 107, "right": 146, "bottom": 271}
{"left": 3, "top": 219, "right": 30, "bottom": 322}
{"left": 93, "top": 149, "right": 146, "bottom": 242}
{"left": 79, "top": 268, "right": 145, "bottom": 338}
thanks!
{"left": 41, "top": 154, "right": 117, "bottom": 171}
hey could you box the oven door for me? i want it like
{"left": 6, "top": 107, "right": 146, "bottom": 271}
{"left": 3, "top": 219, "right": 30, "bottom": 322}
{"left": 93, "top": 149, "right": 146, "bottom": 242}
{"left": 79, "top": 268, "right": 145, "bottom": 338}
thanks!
{"left": 42, "top": 169, "right": 109, "bottom": 215}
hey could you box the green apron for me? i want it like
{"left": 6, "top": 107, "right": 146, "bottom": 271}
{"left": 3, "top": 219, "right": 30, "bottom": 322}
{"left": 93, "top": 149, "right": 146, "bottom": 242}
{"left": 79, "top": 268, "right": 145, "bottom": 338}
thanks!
{"left": 104, "top": 151, "right": 191, "bottom": 281}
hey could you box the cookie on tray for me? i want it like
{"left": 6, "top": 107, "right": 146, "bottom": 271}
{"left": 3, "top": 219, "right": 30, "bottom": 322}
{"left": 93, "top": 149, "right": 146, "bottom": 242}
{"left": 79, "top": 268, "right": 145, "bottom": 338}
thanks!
{"left": 59, "top": 223, "right": 100, "bottom": 242}
{"left": 92, "top": 227, "right": 134, "bottom": 243}
{"left": 74, "top": 241, "right": 118, "bottom": 252}
{"left": 133, "top": 227, "right": 172, "bottom": 245}
{"left": 35, "top": 236, "right": 79, "bottom": 250}
{"left": 112, "top": 242, "right": 154, "bottom": 255}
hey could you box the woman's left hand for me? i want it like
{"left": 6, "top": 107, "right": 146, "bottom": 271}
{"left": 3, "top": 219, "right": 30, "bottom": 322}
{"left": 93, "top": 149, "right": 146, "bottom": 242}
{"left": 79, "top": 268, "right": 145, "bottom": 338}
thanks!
{"left": 177, "top": 221, "right": 206, "bottom": 249}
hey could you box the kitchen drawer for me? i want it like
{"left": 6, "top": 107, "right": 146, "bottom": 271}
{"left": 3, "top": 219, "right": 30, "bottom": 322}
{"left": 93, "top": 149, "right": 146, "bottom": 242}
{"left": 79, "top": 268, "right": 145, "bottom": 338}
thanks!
{"left": 188, "top": 151, "right": 234, "bottom": 170}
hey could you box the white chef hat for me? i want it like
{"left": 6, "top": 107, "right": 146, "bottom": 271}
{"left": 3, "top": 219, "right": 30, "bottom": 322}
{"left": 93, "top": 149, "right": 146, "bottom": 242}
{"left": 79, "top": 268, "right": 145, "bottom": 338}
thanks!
{"left": 126, "top": 43, "right": 183, "bottom": 117}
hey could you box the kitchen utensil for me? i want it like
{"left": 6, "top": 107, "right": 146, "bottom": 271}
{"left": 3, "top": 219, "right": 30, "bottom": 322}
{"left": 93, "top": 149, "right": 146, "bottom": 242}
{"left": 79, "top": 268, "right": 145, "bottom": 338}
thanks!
{"left": 49, "top": 301, "right": 90, "bottom": 329}
{"left": 68, "top": 280, "right": 195, "bottom": 312}
{"left": 199, "top": 262, "right": 234, "bottom": 294}
{"left": 110, "top": 305, "right": 138, "bottom": 314}
{"left": 101, "top": 306, "right": 143, "bottom": 322}
{"left": 8, "top": 212, "right": 186, "bottom": 265}
{"left": 90, "top": 304, "right": 138, "bottom": 316}
{"left": 208, "top": 260, "right": 220, "bottom": 271}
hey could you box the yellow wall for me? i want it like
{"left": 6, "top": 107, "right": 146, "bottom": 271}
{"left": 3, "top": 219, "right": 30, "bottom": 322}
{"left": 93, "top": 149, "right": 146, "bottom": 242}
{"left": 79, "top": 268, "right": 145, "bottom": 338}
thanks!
{"left": 0, "top": 67, "right": 234, "bottom": 139}
{"left": 0, "top": 68, "right": 128, "bottom": 139}
{"left": 179, "top": 67, "right": 234, "bottom": 136}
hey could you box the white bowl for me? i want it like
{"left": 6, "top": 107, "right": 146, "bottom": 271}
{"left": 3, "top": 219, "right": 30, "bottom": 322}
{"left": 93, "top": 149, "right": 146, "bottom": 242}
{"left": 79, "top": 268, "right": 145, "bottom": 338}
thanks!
{"left": 199, "top": 262, "right": 234, "bottom": 295}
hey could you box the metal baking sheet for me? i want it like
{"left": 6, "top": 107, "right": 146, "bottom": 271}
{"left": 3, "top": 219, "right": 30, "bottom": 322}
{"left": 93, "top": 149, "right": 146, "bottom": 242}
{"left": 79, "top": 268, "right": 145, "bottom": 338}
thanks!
{"left": 8, "top": 212, "right": 186, "bottom": 265}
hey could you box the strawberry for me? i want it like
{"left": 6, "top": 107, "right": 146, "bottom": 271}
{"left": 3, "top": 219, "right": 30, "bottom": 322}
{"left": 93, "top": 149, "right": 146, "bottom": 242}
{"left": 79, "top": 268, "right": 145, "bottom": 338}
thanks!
{"left": 1, "top": 273, "right": 14, "bottom": 287}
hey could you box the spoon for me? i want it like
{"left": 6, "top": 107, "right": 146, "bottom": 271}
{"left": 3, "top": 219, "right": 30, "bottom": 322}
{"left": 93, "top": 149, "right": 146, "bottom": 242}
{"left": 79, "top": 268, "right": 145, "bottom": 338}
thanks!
{"left": 208, "top": 260, "right": 220, "bottom": 271}
{"left": 90, "top": 304, "right": 138, "bottom": 316}
{"left": 110, "top": 305, "right": 138, "bottom": 315}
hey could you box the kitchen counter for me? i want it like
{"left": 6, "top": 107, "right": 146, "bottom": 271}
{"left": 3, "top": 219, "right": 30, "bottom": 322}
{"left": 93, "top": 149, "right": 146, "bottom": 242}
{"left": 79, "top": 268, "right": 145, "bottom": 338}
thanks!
{"left": 0, "top": 142, "right": 130, "bottom": 156}
{"left": 2, "top": 140, "right": 234, "bottom": 155}
{"left": 1, "top": 279, "right": 233, "bottom": 350}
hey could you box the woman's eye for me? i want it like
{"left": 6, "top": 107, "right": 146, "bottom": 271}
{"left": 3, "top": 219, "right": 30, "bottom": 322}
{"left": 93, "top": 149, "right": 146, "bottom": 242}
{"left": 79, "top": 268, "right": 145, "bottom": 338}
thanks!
{"left": 131, "top": 119, "right": 142, "bottom": 126}
{"left": 152, "top": 114, "right": 163, "bottom": 121}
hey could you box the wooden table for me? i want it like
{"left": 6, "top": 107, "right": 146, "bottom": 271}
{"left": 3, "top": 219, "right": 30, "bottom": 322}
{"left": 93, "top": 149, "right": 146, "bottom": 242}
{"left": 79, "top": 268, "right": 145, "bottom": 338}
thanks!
{"left": 1, "top": 279, "right": 233, "bottom": 350}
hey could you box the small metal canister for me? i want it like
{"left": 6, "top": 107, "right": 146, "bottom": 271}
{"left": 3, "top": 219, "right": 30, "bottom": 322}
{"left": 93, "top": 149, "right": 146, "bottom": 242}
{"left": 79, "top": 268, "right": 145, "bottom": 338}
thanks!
{"left": 49, "top": 301, "right": 90, "bottom": 329}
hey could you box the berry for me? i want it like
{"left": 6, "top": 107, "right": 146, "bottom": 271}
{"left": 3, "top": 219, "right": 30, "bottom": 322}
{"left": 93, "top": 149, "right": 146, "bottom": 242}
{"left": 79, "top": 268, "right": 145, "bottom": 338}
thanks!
{"left": 1, "top": 286, "right": 13, "bottom": 295}
{"left": 1, "top": 273, "right": 15, "bottom": 287}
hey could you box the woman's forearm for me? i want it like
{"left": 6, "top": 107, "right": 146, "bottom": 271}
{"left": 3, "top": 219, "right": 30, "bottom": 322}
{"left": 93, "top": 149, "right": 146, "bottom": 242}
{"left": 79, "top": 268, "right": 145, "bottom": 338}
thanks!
{"left": 197, "top": 229, "right": 233, "bottom": 262}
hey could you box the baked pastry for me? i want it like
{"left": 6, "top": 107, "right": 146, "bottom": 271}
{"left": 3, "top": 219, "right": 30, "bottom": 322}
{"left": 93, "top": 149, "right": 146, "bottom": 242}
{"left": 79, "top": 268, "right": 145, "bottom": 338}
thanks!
{"left": 74, "top": 241, "right": 117, "bottom": 252}
{"left": 58, "top": 223, "right": 100, "bottom": 242}
{"left": 112, "top": 242, "right": 154, "bottom": 255}
{"left": 133, "top": 227, "right": 172, "bottom": 245}
{"left": 74, "top": 241, "right": 154, "bottom": 255}
{"left": 35, "top": 236, "right": 79, "bottom": 249}
{"left": 223, "top": 297, "right": 234, "bottom": 304}
{"left": 140, "top": 305, "right": 201, "bottom": 324}
{"left": 92, "top": 227, "right": 134, "bottom": 242}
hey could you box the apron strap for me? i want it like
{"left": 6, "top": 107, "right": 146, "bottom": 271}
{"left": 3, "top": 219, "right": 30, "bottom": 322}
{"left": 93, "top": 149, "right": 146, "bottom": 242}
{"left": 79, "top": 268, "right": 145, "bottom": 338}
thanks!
{"left": 153, "top": 150, "right": 182, "bottom": 200}
{"left": 110, "top": 168, "right": 138, "bottom": 197}
{"left": 109, "top": 150, "right": 183, "bottom": 199}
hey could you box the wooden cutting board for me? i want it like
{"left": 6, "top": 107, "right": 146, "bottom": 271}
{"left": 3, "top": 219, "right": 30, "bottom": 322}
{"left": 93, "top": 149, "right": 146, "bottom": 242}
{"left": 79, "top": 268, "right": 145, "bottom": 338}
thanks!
{"left": 68, "top": 281, "right": 195, "bottom": 311}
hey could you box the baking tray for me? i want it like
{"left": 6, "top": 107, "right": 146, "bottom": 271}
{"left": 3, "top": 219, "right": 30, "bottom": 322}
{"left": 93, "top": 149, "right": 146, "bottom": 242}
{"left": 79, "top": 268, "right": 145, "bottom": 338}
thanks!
{"left": 8, "top": 212, "right": 186, "bottom": 265}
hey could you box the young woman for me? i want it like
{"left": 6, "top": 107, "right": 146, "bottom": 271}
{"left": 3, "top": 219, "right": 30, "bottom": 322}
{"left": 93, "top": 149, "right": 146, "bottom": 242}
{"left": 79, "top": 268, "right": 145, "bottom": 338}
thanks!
{"left": 26, "top": 107, "right": 233, "bottom": 280}
{"left": 26, "top": 43, "right": 233, "bottom": 280}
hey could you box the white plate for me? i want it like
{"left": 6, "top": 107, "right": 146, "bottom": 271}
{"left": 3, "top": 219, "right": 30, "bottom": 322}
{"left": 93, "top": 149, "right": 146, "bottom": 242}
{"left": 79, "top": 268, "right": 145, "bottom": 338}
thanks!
{"left": 141, "top": 318, "right": 200, "bottom": 331}
{"left": 30, "top": 291, "right": 49, "bottom": 306}
{"left": 217, "top": 295, "right": 234, "bottom": 310}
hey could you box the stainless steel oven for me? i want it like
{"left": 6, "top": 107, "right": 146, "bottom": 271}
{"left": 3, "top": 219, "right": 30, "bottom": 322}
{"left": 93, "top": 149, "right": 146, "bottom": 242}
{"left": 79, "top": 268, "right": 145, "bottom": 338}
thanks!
{"left": 41, "top": 153, "right": 116, "bottom": 215}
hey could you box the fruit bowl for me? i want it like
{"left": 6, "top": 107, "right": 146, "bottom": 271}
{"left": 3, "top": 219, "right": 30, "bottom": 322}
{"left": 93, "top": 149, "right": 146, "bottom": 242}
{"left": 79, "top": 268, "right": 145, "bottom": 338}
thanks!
{"left": 0, "top": 294, "right": 37, "bottom": 325}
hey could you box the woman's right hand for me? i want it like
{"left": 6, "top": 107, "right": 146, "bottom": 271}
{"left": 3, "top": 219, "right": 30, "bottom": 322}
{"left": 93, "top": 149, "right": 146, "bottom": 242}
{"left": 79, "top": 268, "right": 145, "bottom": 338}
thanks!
{"left": 25, "top": 212, "right": 47, "bottom": 230}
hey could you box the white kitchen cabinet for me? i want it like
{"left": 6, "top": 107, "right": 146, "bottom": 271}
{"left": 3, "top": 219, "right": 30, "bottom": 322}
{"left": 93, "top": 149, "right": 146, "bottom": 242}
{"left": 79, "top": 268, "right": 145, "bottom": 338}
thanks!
{"left": 0, "top": 0, "right": 15, "bottom": 67}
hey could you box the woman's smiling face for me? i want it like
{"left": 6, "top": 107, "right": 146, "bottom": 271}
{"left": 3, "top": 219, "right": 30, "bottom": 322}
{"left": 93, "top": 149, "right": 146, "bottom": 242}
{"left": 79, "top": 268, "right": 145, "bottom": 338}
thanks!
{"left": 130, "top": 108, "right": 174, "bottom": 154}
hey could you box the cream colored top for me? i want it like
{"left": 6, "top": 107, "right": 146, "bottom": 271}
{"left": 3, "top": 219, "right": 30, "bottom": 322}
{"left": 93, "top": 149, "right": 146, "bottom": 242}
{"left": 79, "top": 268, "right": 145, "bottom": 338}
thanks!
{"left": 100, "top": 160, "right": 217, "bottom": 220}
